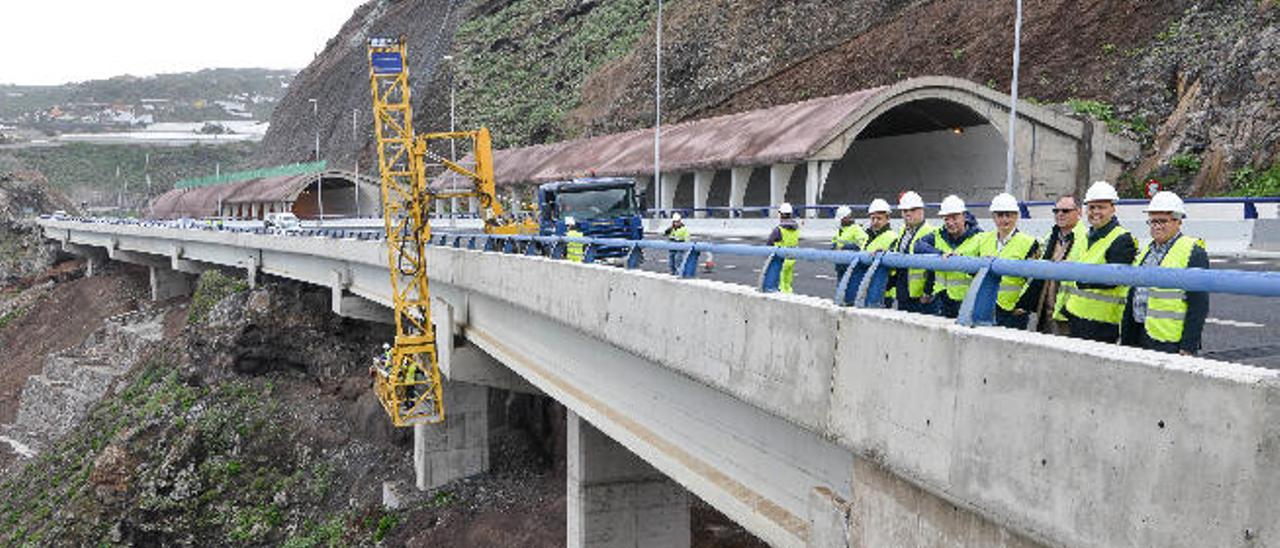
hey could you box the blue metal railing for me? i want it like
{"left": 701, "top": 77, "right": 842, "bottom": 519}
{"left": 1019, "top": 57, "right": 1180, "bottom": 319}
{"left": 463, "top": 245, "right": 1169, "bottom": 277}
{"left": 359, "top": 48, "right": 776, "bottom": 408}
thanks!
{"left": 45, "top": 217, "right": 1280, "bottom": 328}
{"left": 647, "top": 197, "right": 1280, "bottom": 220}
{"left": 427, "top": 231, "right": 1280, "bottom": 328}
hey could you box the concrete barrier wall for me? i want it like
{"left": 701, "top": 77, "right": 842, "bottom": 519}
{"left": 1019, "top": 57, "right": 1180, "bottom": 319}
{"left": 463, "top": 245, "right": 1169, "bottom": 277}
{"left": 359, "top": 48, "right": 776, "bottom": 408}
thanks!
{"left": 428, "top": 245, "right": 1280, "bottom": 547}
{"left": 42, "top": 220, "right": 1280, "bottom": 546}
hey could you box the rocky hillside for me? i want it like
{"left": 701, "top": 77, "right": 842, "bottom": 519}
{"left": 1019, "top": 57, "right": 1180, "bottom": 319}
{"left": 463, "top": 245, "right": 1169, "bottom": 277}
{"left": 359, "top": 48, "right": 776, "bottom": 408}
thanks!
{"left": 0, "top": 172, "right": 75, "bottom": 286}
{"left": 260, "top": 0, "right": 1277, "bottom": 197}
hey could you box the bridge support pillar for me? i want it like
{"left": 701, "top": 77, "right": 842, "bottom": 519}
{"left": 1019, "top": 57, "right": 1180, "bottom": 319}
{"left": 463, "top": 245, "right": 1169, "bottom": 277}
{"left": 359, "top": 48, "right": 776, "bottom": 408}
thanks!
{"left": 729, "top": 167, "right": 752, "bottom": 215}
{"left": 62, "top": 242, "right": 106, "bottom": 277}
{"left": 414, "top": 380, "right": 490, "bottom": 491}
{"left": 659, "top": 172, "right": 682, "bottom": 213}
{"left": 692, "top": 171, "right": 713, "bottom": 218}
{"left": 567, "top": 411, "right": 690, "bottom": 548}
{"left": 149, "top": 267, "right": 195, "bottom": 301}
{"left": 770, "top": 163, "right": 795, "bottom": 211}
{"left": 805, "top": 161, "right": 832, "bottom": 218}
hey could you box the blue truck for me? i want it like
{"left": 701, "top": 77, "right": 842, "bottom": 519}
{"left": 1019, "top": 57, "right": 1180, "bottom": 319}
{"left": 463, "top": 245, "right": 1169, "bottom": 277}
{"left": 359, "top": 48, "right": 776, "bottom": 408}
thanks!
{"left": 538, "top": 178, "right": 644, "bottom": 258}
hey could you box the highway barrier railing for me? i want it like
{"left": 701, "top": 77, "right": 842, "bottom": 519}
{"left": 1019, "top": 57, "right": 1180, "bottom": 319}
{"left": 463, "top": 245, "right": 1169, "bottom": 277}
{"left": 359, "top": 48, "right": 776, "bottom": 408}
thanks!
{"left": 44, "top": 218, "right": 1280, "bottom": 329}
{"left": 649, "top": 196, "right": 1280, "bottom": 220}
{"left": 429, "top": 232, "right": 1280, "bottom": 328}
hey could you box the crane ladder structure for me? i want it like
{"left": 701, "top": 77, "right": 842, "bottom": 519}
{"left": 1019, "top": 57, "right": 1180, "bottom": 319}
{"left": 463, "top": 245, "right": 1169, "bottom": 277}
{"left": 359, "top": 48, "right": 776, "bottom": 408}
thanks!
{"left": 368, "top": 37, "right": 532, "bottom": 427}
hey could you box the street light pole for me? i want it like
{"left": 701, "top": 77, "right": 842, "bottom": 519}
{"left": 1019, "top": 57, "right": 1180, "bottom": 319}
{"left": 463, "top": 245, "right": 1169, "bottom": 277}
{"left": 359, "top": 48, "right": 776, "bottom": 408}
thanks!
{"left": 1004, "top": 0, "right": 1023, "bottom": 195}
{"left": 309, "top": 98, "right": 324, "bottom": 224}
{"left": 443, "top": 55, "right": 459, "bottom": 215}
{"left": 653, "top": 0, "right": 663, "bottom": 216}
{"left": 352, "top": 108, "right": 360, "bottom": 217}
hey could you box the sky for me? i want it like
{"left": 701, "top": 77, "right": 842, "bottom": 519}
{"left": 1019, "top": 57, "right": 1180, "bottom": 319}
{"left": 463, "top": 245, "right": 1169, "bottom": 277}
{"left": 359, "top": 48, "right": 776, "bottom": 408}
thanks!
{"left": 0, "top": 0, "right": 368, "bottom": 86}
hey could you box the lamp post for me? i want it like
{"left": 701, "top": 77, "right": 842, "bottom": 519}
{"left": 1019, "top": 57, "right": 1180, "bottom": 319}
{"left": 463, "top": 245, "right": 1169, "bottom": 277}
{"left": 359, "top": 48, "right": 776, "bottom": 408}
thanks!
{"left": 309, "top": 98, "right": 323, "bottom": 223}
{"left": 352, "top": 108, "right": 360, "bottom": 217}
{"left": 443, "top": 54, "right": 460, "bottom": 215}
{"left": 653, "top": 0, "right": 663, "bottom": 216}
{"left": 1004, "top": 0, "right": 1023, "bottom": 195}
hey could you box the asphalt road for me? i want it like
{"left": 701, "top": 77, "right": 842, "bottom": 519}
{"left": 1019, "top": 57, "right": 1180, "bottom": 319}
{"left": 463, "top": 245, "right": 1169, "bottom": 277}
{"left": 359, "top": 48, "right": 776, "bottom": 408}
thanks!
{"left": 632, "top": 235, "right": 1280, "bottom": 370}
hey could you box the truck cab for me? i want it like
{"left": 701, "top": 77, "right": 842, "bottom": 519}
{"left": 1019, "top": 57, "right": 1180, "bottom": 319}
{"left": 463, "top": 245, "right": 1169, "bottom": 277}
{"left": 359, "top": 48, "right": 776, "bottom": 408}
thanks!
{"left": 537, "top": 178, "right": 643, "bottom": 257}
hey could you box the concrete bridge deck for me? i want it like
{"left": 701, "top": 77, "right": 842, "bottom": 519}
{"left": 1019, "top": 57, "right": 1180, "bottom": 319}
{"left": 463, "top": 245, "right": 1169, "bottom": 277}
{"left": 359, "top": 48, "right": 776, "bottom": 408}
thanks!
{"left": 40, "top": 219, "right": 1280, "bottom": 548}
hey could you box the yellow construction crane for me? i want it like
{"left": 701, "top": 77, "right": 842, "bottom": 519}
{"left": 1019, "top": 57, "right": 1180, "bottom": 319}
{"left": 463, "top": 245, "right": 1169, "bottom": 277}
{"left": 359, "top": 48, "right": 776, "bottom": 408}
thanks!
{"left": 366, "top": 37, "right": 531, "bottom": 427}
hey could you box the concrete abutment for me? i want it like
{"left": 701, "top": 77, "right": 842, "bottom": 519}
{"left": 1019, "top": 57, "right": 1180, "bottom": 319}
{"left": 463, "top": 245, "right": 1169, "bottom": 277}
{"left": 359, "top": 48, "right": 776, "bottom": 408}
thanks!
{"left": 567, "top": 411, "right": 691, "bottom": 548}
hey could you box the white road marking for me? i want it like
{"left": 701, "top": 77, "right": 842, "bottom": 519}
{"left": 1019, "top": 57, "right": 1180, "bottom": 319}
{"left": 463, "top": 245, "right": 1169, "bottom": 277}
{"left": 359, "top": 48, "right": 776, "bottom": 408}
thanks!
{"left": 815, "top": 274, "right": 835, "bottom": 280}
{"left": 1209, "top": 258, "right": 1230, "bottom": 264}
{"left": 1240, "top": 260, "right": 1270, "bottom": 266}
{"left": 751, "top": 268, "right": 762, "bottom": 273}
{"left": 1206, "top": 318, "right": 1265, "bottom": 328}
{"left": 722, "top": 264, "right": 738, "bottom": 270}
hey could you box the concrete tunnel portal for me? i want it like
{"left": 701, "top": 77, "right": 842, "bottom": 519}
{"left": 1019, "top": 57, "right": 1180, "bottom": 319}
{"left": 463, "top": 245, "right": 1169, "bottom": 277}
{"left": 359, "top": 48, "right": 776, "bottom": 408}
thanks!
{"left": 486, "top": 76, "right": 1139, "bottom": 215}
{"left": 821, "top": 98, "right": 1008, "bottom": 205}
{"left": 664, "top": 97, "right": 1010, "bottom": 211}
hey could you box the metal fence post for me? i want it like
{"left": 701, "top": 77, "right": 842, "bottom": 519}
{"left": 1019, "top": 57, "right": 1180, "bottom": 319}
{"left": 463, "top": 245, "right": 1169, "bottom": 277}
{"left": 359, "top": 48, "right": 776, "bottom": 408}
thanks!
{"left": 759, "top": 252, "right": 785, "bottom": 292}
{"left": 957, "top": 259, "right": 1000, "bottom": 327}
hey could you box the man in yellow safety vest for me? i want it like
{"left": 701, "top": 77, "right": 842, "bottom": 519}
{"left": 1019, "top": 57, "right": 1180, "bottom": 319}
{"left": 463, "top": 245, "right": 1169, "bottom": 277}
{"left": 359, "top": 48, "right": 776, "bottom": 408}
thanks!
{"left": 976, "top": 193, "right": 1042, "bottom": 329}
{"left": 1063, "top": 181, "right": 1138, "bottom": 343}
{"left": 564, "top": 216, "right": 585, "bottom": 263}
{"left": 913, "top": 195, "right": 983, "bottom": 318}
{"left": 664, "top": 213, "right": 691, "bottom": 275}
{"left": 1121, "top": 191, "right": 1209, "bottom": 355}
{"left": 766, "top": 203, "right": 801, "bottom": 293}
{"left": 887, "top": 191, "right": 939, "bottom": 313}
{"left": 831, "top": 205, "right": 867, "bottom": 281}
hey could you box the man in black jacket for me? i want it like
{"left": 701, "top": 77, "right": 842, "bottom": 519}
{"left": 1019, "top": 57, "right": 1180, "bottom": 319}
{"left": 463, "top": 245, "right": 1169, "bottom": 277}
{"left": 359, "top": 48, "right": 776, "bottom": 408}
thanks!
{"left": 1121, "top": 192, "right": 1210, "bottom": 355}
{"left": 1025, "top": 196, "right": 1086, "bottom": 335}
{"left": 1063, "top": 181, "right": 1137, "bottom": 343}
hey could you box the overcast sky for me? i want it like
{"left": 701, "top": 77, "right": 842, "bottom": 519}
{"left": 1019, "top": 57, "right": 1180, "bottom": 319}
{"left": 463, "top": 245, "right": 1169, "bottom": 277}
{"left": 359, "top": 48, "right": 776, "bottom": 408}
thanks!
{"left": 0, "top": 0, "right": 367, "bottom": 85}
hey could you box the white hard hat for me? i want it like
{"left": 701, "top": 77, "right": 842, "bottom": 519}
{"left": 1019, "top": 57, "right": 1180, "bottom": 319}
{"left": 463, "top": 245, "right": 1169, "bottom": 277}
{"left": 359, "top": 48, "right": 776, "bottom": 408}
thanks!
{"left": 778, "top": 202, "right": 794, "bottom": 215}
{"left": 938, "top": 195, "right": 967, "bottom": 216}
{"left": 382, "top": 343, "right": 391, "bottom": 350}
{"left": 898, "top": 191, "right": 924, "bottom": 210}
{"left": 989, "top": 192, "right": 1020, "bottom": 213}
{"left": 1084, "top": 180, "right": 1120, "bottom": 203}
{"left": 564, "top": 216, "right": 576, "bottom": 226}
{"left": 672, "top": 212, "right": 683, "bottom": 222}
{"left": 1144, "top": 191, "right": 1186, "bottom": 216}
{"left": 867, "top": 199, "right": 892, "bottom": 214}
{"left": 835, "top": 205, "right": 853, "bottom": 219}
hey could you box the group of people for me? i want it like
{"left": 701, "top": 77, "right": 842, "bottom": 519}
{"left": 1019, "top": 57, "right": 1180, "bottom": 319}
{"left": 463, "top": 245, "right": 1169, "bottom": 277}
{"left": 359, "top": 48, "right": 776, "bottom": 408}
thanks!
{"left": 755, "top": 180, "right": 1208, "bottom": 355}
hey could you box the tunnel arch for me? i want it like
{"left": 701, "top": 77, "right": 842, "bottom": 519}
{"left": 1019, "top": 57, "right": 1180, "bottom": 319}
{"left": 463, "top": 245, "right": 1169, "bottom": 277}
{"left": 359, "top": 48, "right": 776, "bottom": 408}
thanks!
{"left": 818, "top": 97, "right": 1011, "bottom": 205}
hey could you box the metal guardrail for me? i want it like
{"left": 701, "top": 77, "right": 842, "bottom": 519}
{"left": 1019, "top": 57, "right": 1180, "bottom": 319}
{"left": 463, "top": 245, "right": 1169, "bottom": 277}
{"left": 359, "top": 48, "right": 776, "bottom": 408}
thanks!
{"left": 45, "top": 217, "right": 1280, "bottom": 328}
{"left": 648, "top": 197, "right": 1280, "bottom": 220}
{"left": 429, "top": 232, "right": 1280, "bottom": 328}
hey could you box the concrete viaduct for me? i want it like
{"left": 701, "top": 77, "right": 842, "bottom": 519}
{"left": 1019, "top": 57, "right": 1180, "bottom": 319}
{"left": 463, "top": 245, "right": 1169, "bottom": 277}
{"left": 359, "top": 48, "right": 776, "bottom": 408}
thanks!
{"left": 486, "top": 76, "right": 1140, "bottom": 216}
{"left": 41, "top": 219, "right": 1280, "bottom": 548}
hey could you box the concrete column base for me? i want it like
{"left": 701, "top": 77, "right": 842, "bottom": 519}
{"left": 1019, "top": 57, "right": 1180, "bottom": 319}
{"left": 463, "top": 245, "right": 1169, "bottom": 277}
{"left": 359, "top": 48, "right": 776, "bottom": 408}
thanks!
{"left": 414, "top": 380, "right": 490, "bottom": 491}
{"left": 567, "top": 411, "right": 690, "bottom": 548}
{"left": 149, "top": 267, "right": 195, "bottom": 301}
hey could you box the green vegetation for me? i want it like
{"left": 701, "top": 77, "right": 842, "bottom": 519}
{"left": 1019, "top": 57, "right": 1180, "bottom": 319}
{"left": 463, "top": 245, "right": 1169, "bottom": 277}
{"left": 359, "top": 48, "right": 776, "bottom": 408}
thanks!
{"left": 0, "top": 69, "right": 293, "bottom": 121}
{"left": 1065, "top": 98, "right": 1151, "bottom": 137}
{"left": 187, "top": 270, "right": 250, "bottom": 325}
{"left": 0, "top": 348, "right": 384, "bottom": 545}
{"left": 1100, "top": 43, "right": 1117, "bottom": 55}
{"left": 0, "top": 141, "right": 257, "bottom": 205}
{"left": 0, "top": 305, "right": 28, "bottom": 329}
{"left": 453, "top": 0, "right": 658, "bottom": 148}
{"left": 1227, "top": 163, "right": 1280, "bottom": 197}
{"left": 1169, "top": 153, "right": 1203, "bottom": 174}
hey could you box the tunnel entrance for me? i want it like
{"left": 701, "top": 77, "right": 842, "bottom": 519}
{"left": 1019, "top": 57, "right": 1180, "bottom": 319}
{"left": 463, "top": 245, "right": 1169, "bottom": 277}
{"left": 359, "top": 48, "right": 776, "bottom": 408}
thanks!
{"left": 822, "top": 98, "right": 1008, "bottom": 205}
{"left": 292, "top": 175, "right": 380, "bottom": 219}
